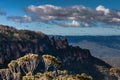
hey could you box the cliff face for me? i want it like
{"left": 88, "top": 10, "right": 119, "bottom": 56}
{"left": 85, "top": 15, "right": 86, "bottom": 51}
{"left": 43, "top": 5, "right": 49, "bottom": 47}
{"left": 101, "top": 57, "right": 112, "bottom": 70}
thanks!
{"left": 0, "top": 25, "right": 112, "bottom": 80}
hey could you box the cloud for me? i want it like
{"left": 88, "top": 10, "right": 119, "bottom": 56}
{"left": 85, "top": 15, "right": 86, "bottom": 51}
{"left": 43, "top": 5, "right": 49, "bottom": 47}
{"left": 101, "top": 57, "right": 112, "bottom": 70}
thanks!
{"left": 7, "top": 15, "right": 32, "bottom": 23}
{"left": 0, "top": 10, "right": 6, "bottom": 15}
{"left": 112, "top": 18, "right": 120, "bottom": 22}
{"left": 26, "top": 5, "right": 62, "bottom": 15}
{"left": 7, "top": 4, "right": 120, "bottom": 27}
{"left": 96, "top": 5, "right": 110, "bottom": 15}
{"left": 117, "top": 12, "right": 120, "bottom": 16}
{"left": 64, "top": 20, "right": 80, "bottom": 27}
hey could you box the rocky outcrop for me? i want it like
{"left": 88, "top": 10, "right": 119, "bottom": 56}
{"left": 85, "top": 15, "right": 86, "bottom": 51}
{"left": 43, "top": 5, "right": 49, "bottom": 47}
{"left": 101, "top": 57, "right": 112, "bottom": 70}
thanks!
{"left": 0, "top": 25, "right": 112, "bottom": 80}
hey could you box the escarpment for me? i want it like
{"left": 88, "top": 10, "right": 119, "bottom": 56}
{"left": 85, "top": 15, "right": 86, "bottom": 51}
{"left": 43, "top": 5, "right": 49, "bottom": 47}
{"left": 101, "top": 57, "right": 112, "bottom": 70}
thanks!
{"left": 0, "top": 25, "right": 112, "bottom": 80}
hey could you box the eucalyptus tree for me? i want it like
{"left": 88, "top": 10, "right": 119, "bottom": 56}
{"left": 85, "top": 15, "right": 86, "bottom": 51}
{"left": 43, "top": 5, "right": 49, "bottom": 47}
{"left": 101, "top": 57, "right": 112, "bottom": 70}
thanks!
{"left": 110, "top": 68, "right": 120, "bottom": 79}
{"left": 17, "top": 53, "right": 39, "bottom": 75}
{"left": 5, "top": 69, "right": 11, "bottom": 80}
{"left": 8, "top": 60, "right": 20, "bottom": 80}
{"left": 42, "top": 55, "right": 56, "bottom": 72}
{"left": 42, "top": 54, "right": 61, "bottom": 76}
{"left": 51, "top": 56, "right": 61, "bottom": 77}
{"left": 0, "top": 68, "right": 11, "bottom": 80}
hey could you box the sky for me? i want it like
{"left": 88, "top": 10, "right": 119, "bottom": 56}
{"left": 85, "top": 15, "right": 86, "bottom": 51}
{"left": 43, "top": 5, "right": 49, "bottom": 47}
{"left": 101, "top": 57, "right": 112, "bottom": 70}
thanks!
{"left": 0, "top": 0, "right": 120, "bottom": 35}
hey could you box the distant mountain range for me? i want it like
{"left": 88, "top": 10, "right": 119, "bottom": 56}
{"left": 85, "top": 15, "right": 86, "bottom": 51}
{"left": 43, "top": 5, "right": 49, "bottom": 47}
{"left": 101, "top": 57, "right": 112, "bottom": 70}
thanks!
{"left": 63, "top": 36, "right": 120, "bottom": 69}
{"left": 64, "top": 36, "right": 120, "bottom": 50}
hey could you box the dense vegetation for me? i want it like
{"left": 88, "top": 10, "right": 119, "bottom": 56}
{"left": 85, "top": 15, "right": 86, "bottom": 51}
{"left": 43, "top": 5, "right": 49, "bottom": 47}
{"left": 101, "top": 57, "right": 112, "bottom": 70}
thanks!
{"left": 0, "top": 53, "right": 93, "bottom": 80}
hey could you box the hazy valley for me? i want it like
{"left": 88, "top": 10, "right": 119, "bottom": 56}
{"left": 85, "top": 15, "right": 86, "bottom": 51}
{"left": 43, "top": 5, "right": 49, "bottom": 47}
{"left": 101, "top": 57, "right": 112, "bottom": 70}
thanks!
{"left": 64, "top": 36, "right": 120, "bottom": 69}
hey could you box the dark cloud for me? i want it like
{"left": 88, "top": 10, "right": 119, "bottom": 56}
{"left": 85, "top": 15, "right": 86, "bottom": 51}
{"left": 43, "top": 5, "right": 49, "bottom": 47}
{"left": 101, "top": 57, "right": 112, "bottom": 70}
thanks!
{"left": 7, "top": 5, "right": 120, "bottom": 27}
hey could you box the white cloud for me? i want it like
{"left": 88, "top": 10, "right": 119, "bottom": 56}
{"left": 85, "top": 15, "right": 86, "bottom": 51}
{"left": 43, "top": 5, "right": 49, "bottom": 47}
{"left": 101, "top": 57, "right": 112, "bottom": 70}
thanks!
{"left": 27, "top": 5, "right": 36, "bottom": 13}
{"left": 64, "top": 20, "right": 80, "bottom": 27}
{"left": 112, "top": 18, "right": 120, "bottom": 22}
{"left": 84, "top": 23, "right": 89, "bottom": 27}
{"left": 96, "top": 5, "right": 110, "bottom": 15}
{"left": 117, "top": 12, "right": 120, "bottom": 16}
{"left": 27, "top": 4, "right": 61, "bottom": 15}
{"left": 23, "top": 15, "right": 32, "bottom": 22}
{"left": 38, "top": 4, "right": 61, "bottom": 10}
